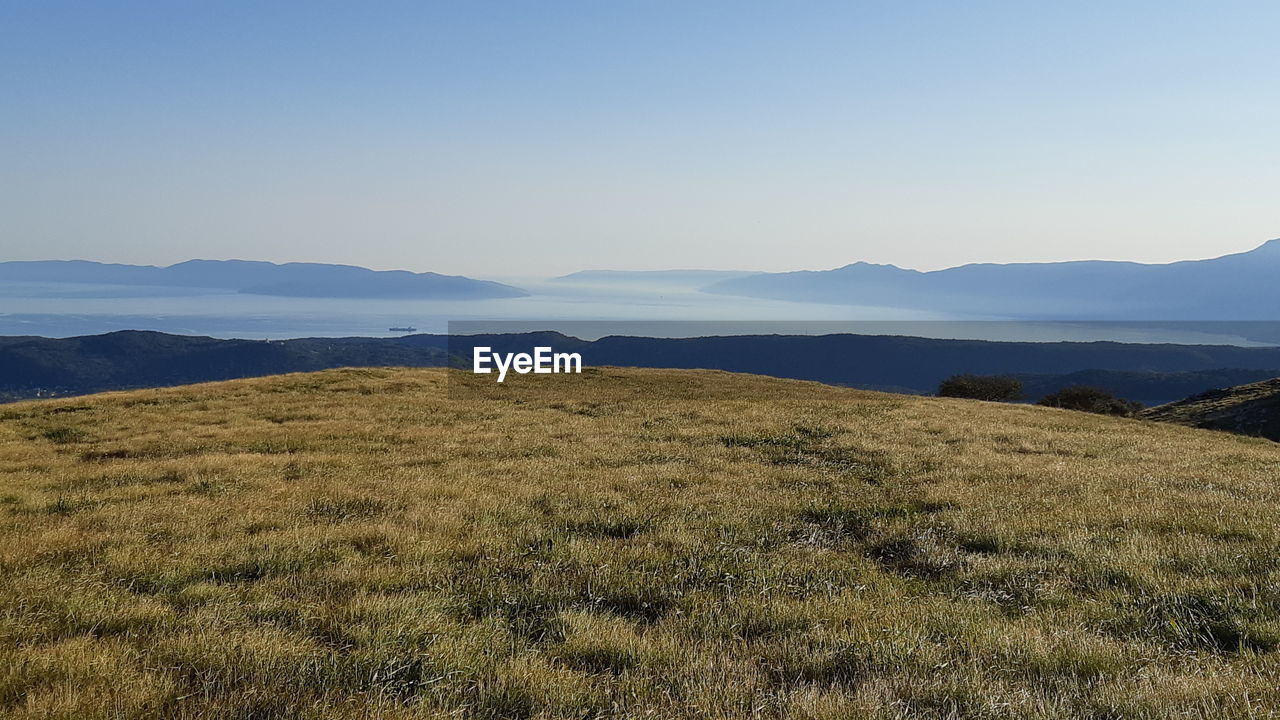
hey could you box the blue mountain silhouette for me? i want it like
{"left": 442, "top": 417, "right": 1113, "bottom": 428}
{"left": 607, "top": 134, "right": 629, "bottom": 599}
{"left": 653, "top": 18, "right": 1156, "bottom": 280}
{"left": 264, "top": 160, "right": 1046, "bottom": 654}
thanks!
{"left": 705, "top": 239, "right": 1280, "bottom": 319}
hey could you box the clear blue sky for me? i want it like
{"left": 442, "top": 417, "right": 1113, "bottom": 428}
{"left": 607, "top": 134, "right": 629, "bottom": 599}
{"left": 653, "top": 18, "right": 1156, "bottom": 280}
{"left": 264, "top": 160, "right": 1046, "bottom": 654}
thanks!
{"left": 2, "top": 1, "right": 1278, "bottom": 277}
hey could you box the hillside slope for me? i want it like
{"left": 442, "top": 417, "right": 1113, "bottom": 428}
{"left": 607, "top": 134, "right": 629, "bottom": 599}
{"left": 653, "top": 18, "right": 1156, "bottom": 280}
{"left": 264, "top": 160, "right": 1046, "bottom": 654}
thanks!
{"left": 1143, "top": 377, "right": 1280, "bottom": 441}
{"left": 1, "top": 368, "right": 1279, "bottom": 718}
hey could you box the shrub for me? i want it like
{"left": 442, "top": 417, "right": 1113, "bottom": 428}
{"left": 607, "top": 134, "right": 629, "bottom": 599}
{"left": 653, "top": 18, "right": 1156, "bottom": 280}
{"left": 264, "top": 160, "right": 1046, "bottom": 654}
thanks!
{"left": 1038, "top": 386, "right": 1143, "bottom": 417}
{"left": 937, "top": 374, "right": 1024, "bottom": 402}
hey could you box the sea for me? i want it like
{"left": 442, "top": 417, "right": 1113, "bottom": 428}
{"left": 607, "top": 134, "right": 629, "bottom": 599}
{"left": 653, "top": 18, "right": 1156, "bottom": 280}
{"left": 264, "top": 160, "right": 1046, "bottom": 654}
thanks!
{"left": 1, "top": 280, "right": 1276, "bottom": 346}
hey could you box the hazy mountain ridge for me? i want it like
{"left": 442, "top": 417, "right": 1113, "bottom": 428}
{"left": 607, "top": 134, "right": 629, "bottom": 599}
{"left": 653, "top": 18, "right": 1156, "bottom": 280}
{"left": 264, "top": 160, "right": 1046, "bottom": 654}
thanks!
{"left": 0, "top": 259, "right": 528, "bottom": 299}
{"left": 10, "top": 242, "right": 1280, "bottom": 314}
{"left": 703, "top": 239, "right": 1280, "bottom": 319}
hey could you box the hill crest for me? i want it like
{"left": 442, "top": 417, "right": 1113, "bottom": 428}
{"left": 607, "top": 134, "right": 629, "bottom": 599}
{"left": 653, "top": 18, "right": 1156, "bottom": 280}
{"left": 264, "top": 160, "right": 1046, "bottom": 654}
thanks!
{"left": 2, "top": 366, "right": 1278, "bottom": 716}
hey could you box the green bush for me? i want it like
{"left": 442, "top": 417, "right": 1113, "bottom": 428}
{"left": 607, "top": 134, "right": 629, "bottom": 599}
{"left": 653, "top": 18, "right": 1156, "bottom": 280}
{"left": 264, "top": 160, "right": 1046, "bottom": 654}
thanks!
{"left": 1038, "top": 385, "right": 1143, "bottom": 417}
{"left": 937, "top": 374, "right": 1024, "bottom": 402}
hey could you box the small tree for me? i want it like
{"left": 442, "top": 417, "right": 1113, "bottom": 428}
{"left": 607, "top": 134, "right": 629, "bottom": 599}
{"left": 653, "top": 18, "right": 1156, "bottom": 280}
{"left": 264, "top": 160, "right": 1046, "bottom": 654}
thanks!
{"left": 936, "top": 374, "right": 1024, "bottom": 402}
{"left": 1038, "top": 386, "right": 1143, "bottom": 417}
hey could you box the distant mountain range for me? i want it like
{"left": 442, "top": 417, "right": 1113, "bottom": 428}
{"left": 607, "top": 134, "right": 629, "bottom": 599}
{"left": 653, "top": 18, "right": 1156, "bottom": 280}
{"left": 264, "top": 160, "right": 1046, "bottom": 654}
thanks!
{"left": 0, "top": 259, "right": 527, "bottom": 299}
{"left": 5, "top": 329, "right": 1280, "bottom": 406}
{"left": 9, "top": 240, "right": 1280, "bottom": 318}
{"left": 703, "top": 239, "right": 1280, "bottom": 319}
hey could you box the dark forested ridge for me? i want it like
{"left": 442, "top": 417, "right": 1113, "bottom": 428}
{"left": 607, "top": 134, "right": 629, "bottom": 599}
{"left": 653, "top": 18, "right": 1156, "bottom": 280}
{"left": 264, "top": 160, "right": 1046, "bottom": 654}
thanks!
{"left": 5, "top": 330, "right": 1280, "bottom": 405}
{"left": 0, "top": 332, "right": 450, "bottom": 401}
{"left": 1013, "top": 368, "right": 1280, "bottom": 407}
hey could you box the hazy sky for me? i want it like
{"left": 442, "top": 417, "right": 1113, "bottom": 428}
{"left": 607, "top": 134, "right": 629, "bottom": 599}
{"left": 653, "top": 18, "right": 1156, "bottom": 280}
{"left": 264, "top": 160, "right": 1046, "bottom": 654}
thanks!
{"left": 2, "top": 1, "right": 1278, "bottom": 277}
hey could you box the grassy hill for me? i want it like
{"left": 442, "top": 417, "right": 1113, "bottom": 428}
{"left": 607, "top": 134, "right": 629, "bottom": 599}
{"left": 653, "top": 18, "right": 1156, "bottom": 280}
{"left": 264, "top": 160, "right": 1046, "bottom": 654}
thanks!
{"left": 1, "top": 367, "right": 1279, "bottom": 719}
{"left": 1143, "top": 377, "right": 1280, "bottom": 442}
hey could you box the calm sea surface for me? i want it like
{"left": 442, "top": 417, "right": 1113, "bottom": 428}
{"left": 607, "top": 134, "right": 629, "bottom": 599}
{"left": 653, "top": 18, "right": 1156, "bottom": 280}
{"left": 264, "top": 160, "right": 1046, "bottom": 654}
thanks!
{"left": 0, "top": 281, "right": 1274, "bottom": 346}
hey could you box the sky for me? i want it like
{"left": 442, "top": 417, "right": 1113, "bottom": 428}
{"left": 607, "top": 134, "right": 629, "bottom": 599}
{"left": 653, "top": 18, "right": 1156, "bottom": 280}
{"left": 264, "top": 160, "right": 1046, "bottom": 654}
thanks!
{"left": 2, "top": 1, "right": 1278, "bottom": 278}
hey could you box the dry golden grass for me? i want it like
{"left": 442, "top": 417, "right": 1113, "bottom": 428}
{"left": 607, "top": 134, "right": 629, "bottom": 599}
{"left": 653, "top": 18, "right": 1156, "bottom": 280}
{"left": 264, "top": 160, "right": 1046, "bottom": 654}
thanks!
{"left": 1, "top": 366, "right": 1279, "bottom": 719}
